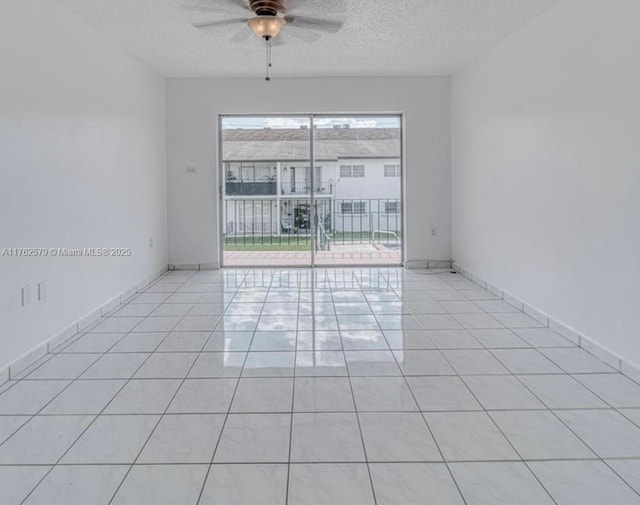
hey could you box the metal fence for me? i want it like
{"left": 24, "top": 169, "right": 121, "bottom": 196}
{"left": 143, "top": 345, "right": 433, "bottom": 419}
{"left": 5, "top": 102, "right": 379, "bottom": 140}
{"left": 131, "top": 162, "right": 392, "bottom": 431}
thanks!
{"left": 223, "top": 198, "right": 401, "bottom": 251}
{"left": 281, "top": 182, "right": 334, "bottom": 195}
{"left": 225, "top": 180, "right": 334, "bottom": 197}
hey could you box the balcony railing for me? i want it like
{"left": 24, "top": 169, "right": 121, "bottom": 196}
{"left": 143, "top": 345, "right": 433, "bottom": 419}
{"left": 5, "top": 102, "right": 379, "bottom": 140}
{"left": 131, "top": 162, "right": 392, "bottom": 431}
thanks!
{"left": 281, "top": 182, "right": 333, "bottom": 195}
{"left": 223, "top": 198, "right": 401, "bottom": 251}
{"left": 225, "top": 180, "right": 334, "bottom": 196}
{"left": 225, "top": 180, "right": 277, "bottom": 196}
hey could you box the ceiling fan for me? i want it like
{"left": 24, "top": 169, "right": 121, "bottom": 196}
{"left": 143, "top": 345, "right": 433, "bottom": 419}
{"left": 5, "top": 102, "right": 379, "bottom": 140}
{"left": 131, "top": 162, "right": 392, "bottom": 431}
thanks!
{"left": 184, "top": 0, "right": 346, "bottom": 80}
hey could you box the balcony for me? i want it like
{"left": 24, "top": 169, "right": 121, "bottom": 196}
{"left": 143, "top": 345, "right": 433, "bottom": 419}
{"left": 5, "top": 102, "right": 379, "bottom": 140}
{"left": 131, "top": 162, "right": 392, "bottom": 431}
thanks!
{"left": 225, "top": 180, "right": 277, "bottom": 196}
{"left": 223, "top": 197, "right": 402, "bottom": 266}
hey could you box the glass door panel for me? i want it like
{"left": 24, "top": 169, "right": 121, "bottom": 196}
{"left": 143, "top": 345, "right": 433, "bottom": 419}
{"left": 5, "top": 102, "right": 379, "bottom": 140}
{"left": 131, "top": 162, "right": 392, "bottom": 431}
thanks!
{"left": 221, "top": 116, "right": 312, "bottom": 267}
{"left": 312, "top": 115, "right": 403, "bottom": 266}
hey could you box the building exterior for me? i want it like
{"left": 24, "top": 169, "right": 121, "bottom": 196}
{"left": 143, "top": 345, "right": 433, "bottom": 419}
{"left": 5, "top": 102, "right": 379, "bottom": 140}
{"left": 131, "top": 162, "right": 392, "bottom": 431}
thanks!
{"left": 222, "top": 126, "right": 402, "bottom": 249}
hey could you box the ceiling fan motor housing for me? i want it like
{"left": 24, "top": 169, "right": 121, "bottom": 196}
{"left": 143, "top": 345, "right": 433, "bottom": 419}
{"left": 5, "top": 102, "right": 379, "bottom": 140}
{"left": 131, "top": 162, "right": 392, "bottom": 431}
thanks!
{"left": 250, "top": 0, "right": 283, "bottom": 16}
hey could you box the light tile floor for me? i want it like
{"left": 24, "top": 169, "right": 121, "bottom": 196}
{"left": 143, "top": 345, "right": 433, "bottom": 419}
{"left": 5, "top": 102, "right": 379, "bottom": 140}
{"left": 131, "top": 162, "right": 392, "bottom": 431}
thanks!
{"left": 2, "top": 268, "right": 640, "bottom": 504}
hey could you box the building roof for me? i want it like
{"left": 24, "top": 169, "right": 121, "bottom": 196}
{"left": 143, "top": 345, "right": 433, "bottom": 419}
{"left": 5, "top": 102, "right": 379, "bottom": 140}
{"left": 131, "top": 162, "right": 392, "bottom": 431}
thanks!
{"left": 222, "top": 128, "right": 401, "bottom": 162}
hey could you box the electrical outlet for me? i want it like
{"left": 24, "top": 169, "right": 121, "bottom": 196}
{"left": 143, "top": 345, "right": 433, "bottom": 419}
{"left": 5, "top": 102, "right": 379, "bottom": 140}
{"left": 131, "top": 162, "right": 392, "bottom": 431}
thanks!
{"left": 149, "top": 238, "right": 154, "bottom": 248}
{"left": 431, "top": 227, "right": 438, "bottom": 237}
{"left": 185, "top": 166, "right": 197, "bottom": 174}
{"left": 37, "top": 280, "right": 46, "bottom": 301}
{"left": 21, "top": 286, "right": 31, "bottom": 307}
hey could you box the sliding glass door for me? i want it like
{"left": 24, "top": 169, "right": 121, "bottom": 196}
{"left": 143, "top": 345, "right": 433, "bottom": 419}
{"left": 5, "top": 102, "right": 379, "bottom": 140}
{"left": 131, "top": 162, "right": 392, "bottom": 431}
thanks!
{"left": 220, "top": 114, "right": 402, "bottom": 267}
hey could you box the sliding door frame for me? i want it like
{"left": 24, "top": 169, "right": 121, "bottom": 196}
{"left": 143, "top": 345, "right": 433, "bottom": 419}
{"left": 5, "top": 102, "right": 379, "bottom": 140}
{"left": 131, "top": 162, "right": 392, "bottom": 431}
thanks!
{"left": 218, "top": 113, "right": 405, "bottom": 268}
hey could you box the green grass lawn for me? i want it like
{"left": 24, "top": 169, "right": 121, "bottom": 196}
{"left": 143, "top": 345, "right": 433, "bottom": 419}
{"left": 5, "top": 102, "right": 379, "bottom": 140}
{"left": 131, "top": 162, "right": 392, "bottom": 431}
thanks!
{"left": 224, "top": 232, "right": 401, "bottom": 252}
{"left": 225, "top": 237, "right": 311, "bottom": 251}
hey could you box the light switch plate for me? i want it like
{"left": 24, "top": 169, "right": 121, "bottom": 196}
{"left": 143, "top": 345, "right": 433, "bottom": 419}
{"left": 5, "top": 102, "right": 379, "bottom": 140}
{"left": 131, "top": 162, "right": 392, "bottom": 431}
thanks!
{"left": 38, "top": 280, "right": 46, "bottom": 301}
{"left": 22, "top": 285, "right": 31, "bottom": 307}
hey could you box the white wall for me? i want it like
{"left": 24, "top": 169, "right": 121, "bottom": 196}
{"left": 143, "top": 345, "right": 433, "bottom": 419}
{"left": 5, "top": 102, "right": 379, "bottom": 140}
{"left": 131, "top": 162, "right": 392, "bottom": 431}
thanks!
{"left": 334, "top": 159, "right": 402, "bottom": 200}
{"left": 452, "top": 0, "right": 640, "bottom": 366}
{"left": 166, "top": 77, "right": 451, "bottom": 267}
{"left": 0, "top": 0, "right": 167, "bottom": 368}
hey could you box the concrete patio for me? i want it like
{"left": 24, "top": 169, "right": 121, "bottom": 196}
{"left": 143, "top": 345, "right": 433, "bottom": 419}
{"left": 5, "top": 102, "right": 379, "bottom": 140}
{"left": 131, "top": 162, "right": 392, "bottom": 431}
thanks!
{"left": 224, "top": 246, "right": 401, "bottom": 266}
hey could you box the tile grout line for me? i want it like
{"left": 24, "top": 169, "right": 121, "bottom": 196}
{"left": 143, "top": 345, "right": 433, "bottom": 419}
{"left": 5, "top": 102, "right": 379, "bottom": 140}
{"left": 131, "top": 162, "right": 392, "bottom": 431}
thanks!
{"left": 16, "top": 270, "right": 200, "bottom": 505}
{"left": 363, "top": 284, "right": 470, "bottom": 505}
{"left": 181, "top": 269, "right": 257, "bottom": 505}
{"left": 3, "top": 456, "right": 640, "bottom": 468}
{"left": 192, "top": 269, "right": 274, "bottom": 505}
{"left": 486, "top": 346, "right": 640, "bottom": 499}
{"left": 443, "top": 271, "right": 640, "bottom": 497}
{"left": 439, "top": 349, "right": 561, "bottom": 505}
{"left": 489, "top": 351, "right": 640, "bottom": 500}
{"left": 105, "top": 277, "right": 225, "bottom": 504}
{"left": 0, "top": 405, "right": 634, "bottom": 417}
{"left": 283, "top": 268, "right": 303, "bottom": 505}
{"left": 2, "top": 268, "right": 640, "bottom": 503}
{"left": 335, "top": 270, "right": 380, "bottom": 505}
{"left": 0, "top": 312, "right": 158, "bottom": 453}
{"left": 4, "top": 267, "right": 173, "bottom": 385}
{"left": 38, "top": 270, "right": 196, "bottom": 502}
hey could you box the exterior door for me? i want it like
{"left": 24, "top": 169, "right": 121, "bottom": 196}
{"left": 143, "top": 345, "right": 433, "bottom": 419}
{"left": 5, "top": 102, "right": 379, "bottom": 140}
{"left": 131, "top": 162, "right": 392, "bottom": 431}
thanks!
{"left": 220, "top": 114, "right": 403, "bottom": 267}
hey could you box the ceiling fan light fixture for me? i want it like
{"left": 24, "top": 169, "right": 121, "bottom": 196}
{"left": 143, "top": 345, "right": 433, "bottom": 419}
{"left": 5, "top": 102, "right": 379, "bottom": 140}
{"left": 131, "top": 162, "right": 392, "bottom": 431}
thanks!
{"left": 247, "top": 15, "right": 286, "bottom": 39}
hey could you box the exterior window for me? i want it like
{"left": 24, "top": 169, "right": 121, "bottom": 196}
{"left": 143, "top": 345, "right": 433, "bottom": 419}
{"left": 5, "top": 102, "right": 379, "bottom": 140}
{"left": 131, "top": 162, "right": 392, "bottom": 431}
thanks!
{"left": 384, "top": 201, "right": 400, "bottom": 214}
{"left": 341, "top": 201, "right": 366, "bottom": 215}
{"left": 340, "top": 165, "right": 364, "bottom": 178}
{"left": 384, "top": 164, "right": 400, "bottom": 177}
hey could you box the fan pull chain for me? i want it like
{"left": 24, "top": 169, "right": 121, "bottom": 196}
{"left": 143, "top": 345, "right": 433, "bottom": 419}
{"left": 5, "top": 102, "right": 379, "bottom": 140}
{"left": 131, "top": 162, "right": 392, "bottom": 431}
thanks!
{"left": 265, "top": 36, "right": 272, "bottom": 81}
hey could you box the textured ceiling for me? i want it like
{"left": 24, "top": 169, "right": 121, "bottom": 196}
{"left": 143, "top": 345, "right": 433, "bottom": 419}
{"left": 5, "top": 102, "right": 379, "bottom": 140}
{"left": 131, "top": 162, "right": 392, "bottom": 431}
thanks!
{"left": 53, "top": 0, "right": 557, "bottom": 78}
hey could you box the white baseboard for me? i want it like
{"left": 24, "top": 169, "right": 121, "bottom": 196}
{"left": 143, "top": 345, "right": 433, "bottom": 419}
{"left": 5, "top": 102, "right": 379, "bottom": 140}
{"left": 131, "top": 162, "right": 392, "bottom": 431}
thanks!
{"left": 169, "top": 262, "right": 220, "bottom": 270}
{"left": 169, "top": 260, "right": 452, "bottom": 271}
{"left": 0, "top": 365, "right": 8, "bottom": 385}
{"left": 405, "top": 259, "right": 452, "bottom": 270}
{"left": 1, "top": 264, "right": 169, "bottom": 385}
{"left": 453, "top": 263, "right": 639, "bottom": 379}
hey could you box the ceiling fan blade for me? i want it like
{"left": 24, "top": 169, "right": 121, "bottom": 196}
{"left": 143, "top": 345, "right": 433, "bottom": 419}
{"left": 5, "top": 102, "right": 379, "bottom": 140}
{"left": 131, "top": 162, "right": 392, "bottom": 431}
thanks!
{"left": 228, "top": 0, "right": 251, "bottom": 11}
{"left": 181, "top": 1, "right": 251, "bottom": 15}
{"left": 282, "top": 24, "right": 321, "bottom": 43}
{"left": 283, "top": 15, "right": 343, "bottom": 34}
{"left": 192, "top": 17, "right": 248, "bottom": 29}
{"left": 283, "top": 0, "right": 347, "bottom": 16}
